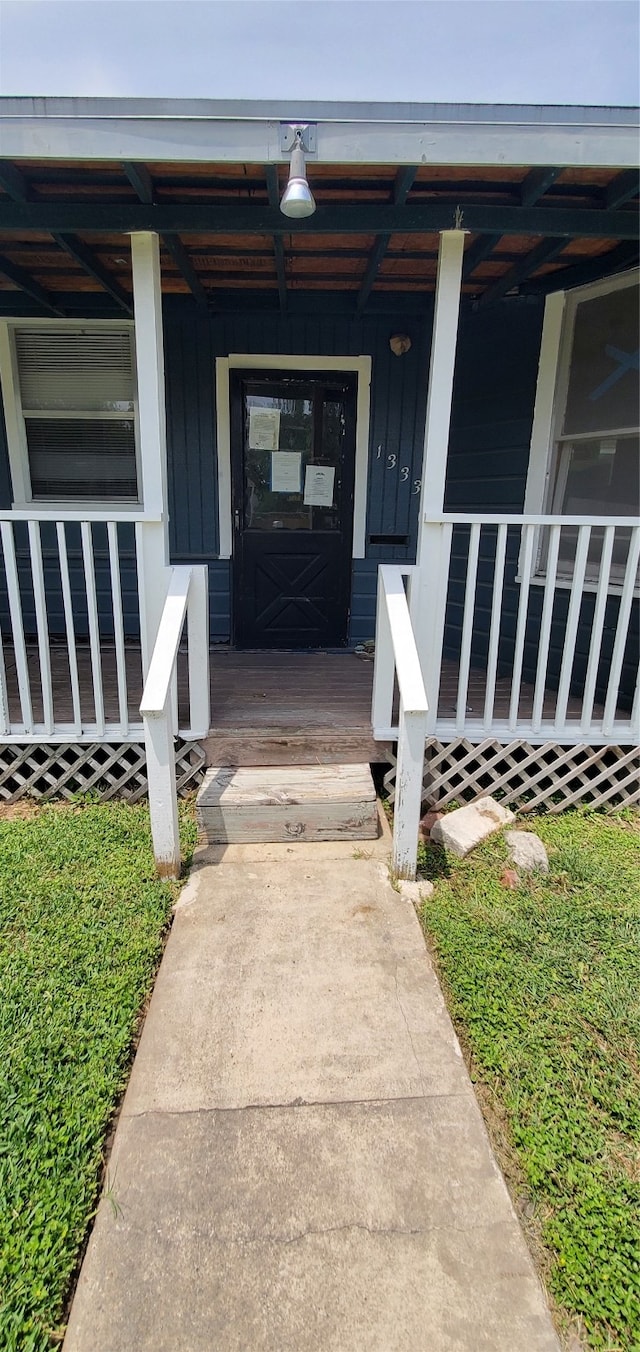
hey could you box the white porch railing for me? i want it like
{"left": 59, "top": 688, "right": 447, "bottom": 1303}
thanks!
{"left": 372, "top": 515, "right": 639, "bottom": 874}
{"left": 140, "top": 565, "right": 210, "bottom": 876}
{"left": 372, "top": 564, "right": 428, "bottom": 879}
{"left": 418, "top": 515, "right": 640, "bottom": 745}
{"left": 0, "top": 508, "right": 210, "bottom": 746}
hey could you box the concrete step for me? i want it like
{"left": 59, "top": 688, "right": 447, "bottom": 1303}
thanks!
{"left": 196, "top": 763, "right": 379, "bottom": 844}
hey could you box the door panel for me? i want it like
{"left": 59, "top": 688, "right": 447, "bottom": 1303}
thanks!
{"left": 231, "top": 371, "right": 356, "bottom": 648}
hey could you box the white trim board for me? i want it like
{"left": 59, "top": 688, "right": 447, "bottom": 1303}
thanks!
{"left": 215, "top": 354, "right": 372, "bottom": 560}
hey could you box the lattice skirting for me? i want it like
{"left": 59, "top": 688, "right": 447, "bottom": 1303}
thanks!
{"left": 0, "top": 739, "right": 206, "bottom": 803}
{"left": 383, "top": 739, "right": 640, "bottom": 814}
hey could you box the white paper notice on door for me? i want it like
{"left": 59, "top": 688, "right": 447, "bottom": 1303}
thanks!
{"left": 303, "top": 464, "right": 335, "bottom": 507}
{"left": 248, "top": 406, "right": 281, "bottom": 451}
{"left": 271, "top": 451, "right": 302, "bottom": 493}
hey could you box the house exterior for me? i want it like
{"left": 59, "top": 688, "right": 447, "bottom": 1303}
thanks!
{"left": 0, "top": 99, "right": 638, "bottom": 874}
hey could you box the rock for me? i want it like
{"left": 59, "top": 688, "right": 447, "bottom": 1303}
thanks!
{"left": 430, "top": 796, "right": 515, "bottom": 859}
{"left": 500, "top": 867, "right": 520, "bottom": 890}
{"left": 397, "top": 879, "right": 434, "bottom": 905}
{"left": 504, "top": 830, "right": 549, "bottom": 873}
{"left": 418, "top": 809, "right": 444, "bottom": 841}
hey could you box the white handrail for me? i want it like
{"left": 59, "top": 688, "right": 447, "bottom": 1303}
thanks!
{"left": 372, "top": 564, "right": 428, "bottom": 880}
{"left": 140, "top": 564, "right": 210, "bottom": 878}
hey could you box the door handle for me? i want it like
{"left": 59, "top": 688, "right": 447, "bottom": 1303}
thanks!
{"left": 234, "top": 509, "right": 240, "bottom": 529}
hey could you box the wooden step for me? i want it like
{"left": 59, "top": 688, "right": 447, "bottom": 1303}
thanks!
{"left": 201, "top": 727, "right": 392, "bottom": 767}
{"left": 196, "top": 763, "right": 380, "bottom": 844}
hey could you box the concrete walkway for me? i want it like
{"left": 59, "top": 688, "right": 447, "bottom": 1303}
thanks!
{"left": 64, "top": 818, "right": 560, "bottom": 1351}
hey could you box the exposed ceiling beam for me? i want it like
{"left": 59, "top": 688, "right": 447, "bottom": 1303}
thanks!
{"left": 162, "top": 234, "right": 209, "bottom": 308}
{"left": 265, "top": 165, "right": 286, "bottom": 311}
{"left": 605, "top": 169, "right": 640, "bottom": 210}
{"left": 0, "top": 254, "right": 65, "bottom": 315}
{"left": 462, "top": 232, "right": 501, "bottom": 278}
{"left": 357, "top": 165, "right": 418, "bottom": 311}
{"left": 1, "top": 201, "right": 636, "bottom": 238}
{"left": 519, "top": 166, "right": 560, "bottom": 207}
{"left": 0, "top": 161, "right": 30, "bottom": 201}
{"left": 123, "top": 162, "right": 209, "bottom": 307}
{"left": 522, "top": 241, "right": 639, "bottom": 295}
{"left": 393, "top": 165, "right": 418, "bottom": 205}
{"left": 478, "top": 237, "right": 567, "bottom": 307}
{"left": 122, "top": 161, "right": 155, "bottom": 204}
{"left": 51, "top": 232, "right": 133, "bottom": 314}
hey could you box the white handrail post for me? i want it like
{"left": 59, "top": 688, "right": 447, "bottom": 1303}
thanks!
{"left": 187, "top": 564, "right": 210, "bottom": 736}
{"left": 411, "top": 228, "right": 466, "bottom": 722}
{"left": 143, "top": 708, "right": 181, "bottom": 879}
{"left": 393, "top": 704, "right": 428, "bottom": 880}
{"left": 371, "top": 567, "right": 395, "bottom": 733}
{"left": 131, "top": 231, "right": 171, "bottom": 676}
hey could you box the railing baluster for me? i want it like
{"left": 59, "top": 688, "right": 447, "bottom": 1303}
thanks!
{"left": 0, "top": 626, "right": 10, "bottom": 735}
{"left": 80, "top": 521, "right": 105, "bottom": 738}
{"left": 482, "top": 524, "right": 507, "bottom": 732}
{"left": 456, "top": 522, "right": 480, "bottom": 734}
{"left": 56, "top": 521, "right": 83, "bottom": 735}
{"left": 186, "top": 564, "right": 210, "bottom": 737}
{"left": 580, "top": 525, "right": 615, "bottom": 736}
{"left": 554, "top": 525, "right": 591, "bottom": 733}
{"left": 508, "top": 524, "right": 535, "bottom": 732}
{"left": 107, "top": 521, "right": 129, "bottom": 736}
{"left": 602, "top": 525, "right": 640, "bottom": 736}
{"left": 531, "top": 523, "right": 561, "bottom": 732}
{"left": 0, "top": 520, "right": 33, "bottom": 733}
{"left": 27, "top": 520, "right": 54, "bottom": 736}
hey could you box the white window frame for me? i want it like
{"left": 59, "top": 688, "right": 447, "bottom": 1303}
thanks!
{"left": 523, "top": 268, "right": 640, "bottom": 593}
{"left": 0, "top": 317, "right": 143, "bottom": 511}
{"left": 214, "top": 353, "right": 372, "bottom": 559}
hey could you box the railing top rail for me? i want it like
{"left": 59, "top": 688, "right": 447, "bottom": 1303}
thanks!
{"left": 424, "top": 513, "right": 640, "bottom": 527}
{"left": 140, "top": 565, "right": 192, "bottom": 717}
{"left": 379, "top": 564, "right": 428, "bottom": 716}
{"left": 0, "top": 507, "right": 161, "bottom": 523}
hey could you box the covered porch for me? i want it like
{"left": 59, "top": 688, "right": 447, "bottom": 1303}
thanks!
{"left": 0, "top": 99, "right": 638, "bottom": 875}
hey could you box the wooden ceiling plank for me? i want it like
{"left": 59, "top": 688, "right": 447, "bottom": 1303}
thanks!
{"left": 462, "top": 233, "right": 502, "bottom": 277}
{"left": 51, "top": 232, "right": 132, "bottom": 314}
{"left": 479, "top": 237, "right": 571, "bottom": 307}
{"left": 519, "top": 166, "right": 560, "bottom": 207}
{"left": 265, "top": 165, "right": 287, "bottom": 311}
{"left": 0, "top": 253, "right": 65, "bottom": 315}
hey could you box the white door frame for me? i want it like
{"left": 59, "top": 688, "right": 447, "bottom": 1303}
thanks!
{"left": 215, "top": 353, "right": 372, "bottom": 559}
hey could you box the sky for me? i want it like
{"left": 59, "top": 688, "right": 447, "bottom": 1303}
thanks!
{"left": 0, "top": 0, "right": 637, "bottom": 105}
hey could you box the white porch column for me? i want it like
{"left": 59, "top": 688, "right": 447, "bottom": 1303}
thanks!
{"left": 131, "top": 231, "right": 171, "bottom": 674}
{"left": 410, "top": 228, "right": 466, "bottom": 729}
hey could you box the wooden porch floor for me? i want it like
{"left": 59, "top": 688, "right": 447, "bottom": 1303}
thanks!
{"left": 1, "top": 644, "right": 609, "bottom": 762}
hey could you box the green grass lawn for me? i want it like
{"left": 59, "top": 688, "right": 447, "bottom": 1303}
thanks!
{"left": 417, "top": 809, "right": 640, "bottom": 1351}
{"left": 0, "top": 800, "right": 197, "bottom": 1352}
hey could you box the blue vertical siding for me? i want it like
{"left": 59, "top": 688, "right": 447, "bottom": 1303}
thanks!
{"left": 162, "top": 300, "right": 431, "bottom": 641}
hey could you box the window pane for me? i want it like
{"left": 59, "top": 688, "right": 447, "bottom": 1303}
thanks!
{"left": 16, "top": 329, "right": 135, "bottom": 412}
{"left": 562, "top": 282, "right": 639, "bottom": 436}
{"left": 26, "top": 418, "right": 138, "bottom": 500}
{"left": 558, "top": 434, "right": 639, "bottom": 515}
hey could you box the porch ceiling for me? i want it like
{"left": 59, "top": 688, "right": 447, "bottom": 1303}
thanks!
{"left": 0, "top": 155, "right": 637, "bottom": 316}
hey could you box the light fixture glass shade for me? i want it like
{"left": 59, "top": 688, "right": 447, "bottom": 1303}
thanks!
{"left": 280, "top": 177, "right": 316, "bottom": 218}
{"left": 280, "top": 136, "right": 316, "bottom": 218}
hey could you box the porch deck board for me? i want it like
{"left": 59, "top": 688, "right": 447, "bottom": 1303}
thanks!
{"left": 1, "top": 644, "right": 609, "bottom": 745}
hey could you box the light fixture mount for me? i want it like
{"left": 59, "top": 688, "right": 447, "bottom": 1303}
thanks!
{"left": 279, "top": 123, "right": 317, "bottom": 219}
{"left": 279, "top": 123, "right": 317, "bottom": 154}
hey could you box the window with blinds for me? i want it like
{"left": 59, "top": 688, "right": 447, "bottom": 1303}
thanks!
{"left": 13, "top": 326, "right": 140, "bottom": 502}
